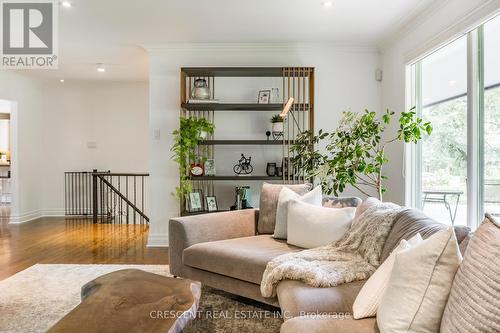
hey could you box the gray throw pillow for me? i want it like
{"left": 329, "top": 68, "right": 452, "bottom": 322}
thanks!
{"left": 257, "top": 183, "right": 311, "bottom": 234}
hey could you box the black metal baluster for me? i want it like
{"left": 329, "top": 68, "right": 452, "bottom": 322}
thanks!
{"left": 126, "top": 176, "right": 129, "bottom": 224}
{"left": 134, "top": 176, "right": 137, "bottom": 224}
{"left": 118, "top": 177, "right": 122, "bottom": 224}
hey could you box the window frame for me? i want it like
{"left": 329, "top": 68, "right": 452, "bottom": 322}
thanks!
{"left": 406, "top": 25, "right": 489, "bottom": 229}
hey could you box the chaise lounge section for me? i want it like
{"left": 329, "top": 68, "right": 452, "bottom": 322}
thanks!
{"left": 169, "top": 204, "right": 471, "bottom": 331}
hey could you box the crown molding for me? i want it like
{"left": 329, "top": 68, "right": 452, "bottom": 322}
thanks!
{"left": 379, "top": 0, "right": 500, "bottom": 60}
{"left": 403, "top": 0, "right": 500, "bottom": 64}
{"left": 143, "top": 42, "right": 378, "bottom": 56}
{"left": 378, "top": 0, "right": 452, "bottom": 51}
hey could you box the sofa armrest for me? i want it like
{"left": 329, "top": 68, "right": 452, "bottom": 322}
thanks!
{"left": 169, "top": 209, "right": 258, "bottom": 276}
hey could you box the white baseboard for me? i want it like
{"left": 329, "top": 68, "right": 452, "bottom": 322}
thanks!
{"left": 41, "top": 209, "right": 66, "bottom": 217}
{"left": 9, "top": 209, "right": 43, "bottom": 224}
{"left": 147, "top": 234, "right": 169, "bottom": 247}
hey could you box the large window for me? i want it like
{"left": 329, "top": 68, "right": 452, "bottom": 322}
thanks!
{"left": 483, "top": 15, "right": 500, "bottom": 218}
{"left": 410, "top": 14, "right": 500, "bottom": 228}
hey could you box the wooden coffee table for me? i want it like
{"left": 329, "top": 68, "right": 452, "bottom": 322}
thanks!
{"left": 49, "top": 269, "right": 201, "bottom": 333}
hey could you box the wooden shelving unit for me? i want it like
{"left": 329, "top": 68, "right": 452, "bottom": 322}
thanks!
{"left": 199, "top": 140, "right": 295, "bottom": 146}
{"left": 182, "top": 103, "right": 283, "bottom": 111}
{"left": 179, "top": 67, "right": 315, "bottom": 215}
{"left": 189, "top": 175, "right": 283, "bottom": 181}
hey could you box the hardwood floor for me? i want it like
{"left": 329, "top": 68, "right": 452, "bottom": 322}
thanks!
{"left": 0, "top": 206, "right": 168, "bottom": 281}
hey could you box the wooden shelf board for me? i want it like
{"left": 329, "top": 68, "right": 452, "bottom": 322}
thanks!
{"left": 190, "top": 175, "right": 283, "bottom": 181}
{"left": 181, "top": 103, "right": 282, "bottom": 111}
{"left": 181, "top": 67, "right": 283, "bottom": 77}
{"left": 199, "top": 140, "right": 294, "bottom": 145}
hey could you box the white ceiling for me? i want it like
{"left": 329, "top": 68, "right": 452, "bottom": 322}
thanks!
{"left": 23, "top": 0, "right": 436, "bottom": 82}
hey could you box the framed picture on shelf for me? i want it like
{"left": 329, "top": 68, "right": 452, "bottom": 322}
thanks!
{"left": 206, "top": 196, "right": 218, "bottom": 212}
{"left": 258, "top": 90, "right": 271, "bottom": 104}
{"left": 204, "top": 159, "right": 216, "bottom": 176}
{"left": 188, "top": 190, "right": 204, "bottom": 212}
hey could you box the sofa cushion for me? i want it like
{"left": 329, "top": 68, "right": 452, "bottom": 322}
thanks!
{"left": 380, "top": 208, "right": 470, "bottom": 262}
{"left": 183, "top": 235, "right": 302, "bottom": 284}
{"left": 377, "top": 228, "right": 462, "bottom": 333}
{"left": 274, "top": 186, "right": 323, "bottom": 239}
{"left": 277, "top": 280, "right": 365, "bottom": 319}
{"left": 258, "top": 183, "right": 312, "bottom": 234}
{"left": 287, "top": 201, "right": 355, "bottom": 248}
{"left": 280, "top": 316, "right": 378, "bottom": 333}
{"left": 352, "top": 234, "right": 422, "bottom": 319}
{"left": 440, "top": 214, "right": 500, "bottom": 333}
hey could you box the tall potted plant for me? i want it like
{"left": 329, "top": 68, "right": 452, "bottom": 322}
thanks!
{"left": 291, "top": 108, "right": 432, "bottom": 200}
{"left": 171, "top": 117, "right": 215, "bottom": 201}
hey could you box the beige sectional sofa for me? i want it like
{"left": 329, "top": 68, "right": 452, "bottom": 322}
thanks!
{"left": 169, "top": 206, "right": 471, "bottom": 332}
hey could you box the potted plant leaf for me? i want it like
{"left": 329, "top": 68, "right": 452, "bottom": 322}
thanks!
{"left": 290, "top": 108, "right": 432, "bottom": 200}
{"left": 171, "top": 117, "right": 215, "bottom": 201}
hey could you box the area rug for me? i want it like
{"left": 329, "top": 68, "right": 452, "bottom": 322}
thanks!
{"left": 0, "top": 264, "right": 282, "bottom": 333}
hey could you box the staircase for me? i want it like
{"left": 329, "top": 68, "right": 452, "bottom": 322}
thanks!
{"left": 64, "top": 170, "right": 149, "bottom": 224}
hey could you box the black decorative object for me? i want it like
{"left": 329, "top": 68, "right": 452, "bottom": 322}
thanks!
{"left": 230, "top": 186, "right": 253, "bottom": 210}
{"left": 233, "top": 154, "right": 253, "bottom": 175}
{"left": 266, "top": 131, "right": 271, "bottom": 141}
{"left": 266, "top": 163, "right": 277, "bottom": 176}
{"left": 276, "top": 166, "right": 283, "bottom": 177}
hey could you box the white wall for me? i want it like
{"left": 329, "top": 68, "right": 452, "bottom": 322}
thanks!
{"left": 0, "top": 72, "right": 149, "bottom": 222}
{"left": 147, "top": 43, "right": 382, "bottom": 246}
{"left": 41, "top": 80, "right": 149, "bottom": 215}
{"left": 0, "top": 72, "right": 44, "bottom": 221}
{"left": 380, "top": 0, "right": 500, "bottom": 204}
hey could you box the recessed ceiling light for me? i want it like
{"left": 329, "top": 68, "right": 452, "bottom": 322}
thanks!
{"left": 59, "top": 79, "right": 65, "bottom": 83}
{"left": 96, "top": 64, "right": 106, "bottom": 73}
{"left": 322, "top": 1, "right": 333, "bottom": 7}
{"left": 61, "top": 1, "right": 72, "bottom": 8}
{"left": 448, "top": 80, "right": 457, "bottom": 85}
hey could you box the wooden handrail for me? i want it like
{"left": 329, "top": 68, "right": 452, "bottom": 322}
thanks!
{"left": 96, "top": 175, "right": 149, "bottom": 222}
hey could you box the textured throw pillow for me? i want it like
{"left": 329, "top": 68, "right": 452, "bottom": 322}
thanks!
{"left": 377, "top": 228, "right": 462, "bottom": 333}
{"left": 440, "top": 214, "right": 500, "bottom": 333}
{"left": 322, "top": 196, "right": 362, "bottom": 208}
{"left": 287, "top": 200, "right": 356, "bottom": 248}
{"left": 352, "top": 233, "right": 423, "bottom": 319}
{"left": 273, "top": 186, "right": 322, "bottom": 239}
{"left": 257, "top": 183, "right": 311, "bottom": 234}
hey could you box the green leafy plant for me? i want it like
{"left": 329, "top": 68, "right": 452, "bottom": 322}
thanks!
{"left": 171, "top": 117, "right": 215, "bottom": 200}
{"left": 291, "top": 107, "right": 432, "bottom": 200}
{"left": 270, "top": 114, "right": 284, "bottom": 123}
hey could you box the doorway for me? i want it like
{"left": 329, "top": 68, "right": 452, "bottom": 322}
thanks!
{"left": 0, "top": 99, "right": 17, "bottom": 220}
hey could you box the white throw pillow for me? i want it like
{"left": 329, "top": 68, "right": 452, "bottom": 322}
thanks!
{"left": 286, "top": 200, "right": 355, "bottom": 248}
{"left": 273, "top": 186, "right": 322, "bottom": 239}
{"left": 377, "top": 228, "right": 462, "bottom": 333}
{"left": 352, "top": 233, "right": 423, "bottom": 319}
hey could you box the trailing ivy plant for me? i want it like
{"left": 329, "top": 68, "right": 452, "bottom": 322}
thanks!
{"left": 291, "top": 107, "right": 432, "bottom": 200}
{"left": 171, "top": 117, "right": 215, "bottom": 201}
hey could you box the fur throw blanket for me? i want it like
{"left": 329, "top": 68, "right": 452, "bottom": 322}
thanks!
{"left": 260, "top": 202, "right": 402, "bottom": 298}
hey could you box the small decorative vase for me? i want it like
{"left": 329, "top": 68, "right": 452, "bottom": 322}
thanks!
{"left": 191, "top": 79, "right": 211, "bottom": 100}
{"left": 266, "top": 163, "right": 277, "bottom": 176}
